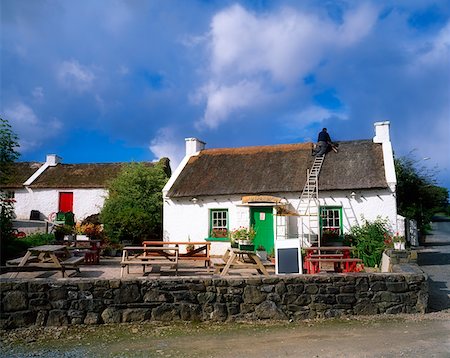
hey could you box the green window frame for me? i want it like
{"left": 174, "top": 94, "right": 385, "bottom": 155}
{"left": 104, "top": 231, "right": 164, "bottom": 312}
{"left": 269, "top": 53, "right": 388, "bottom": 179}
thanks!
{"left": 320, "top": 206, "right": 343, "bottom": 237}
{"left": 209, "top": 209, "right": 228, "bottom": 238}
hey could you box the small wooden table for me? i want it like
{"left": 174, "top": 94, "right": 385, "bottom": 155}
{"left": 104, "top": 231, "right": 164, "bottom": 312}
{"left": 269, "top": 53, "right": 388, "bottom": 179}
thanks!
{"left": 121, "top": 245, "right": 179, "bottom": 277}
{"left": 8, "top": 245, "right": 83, "bottom": 278}
{"left": 303, "top": 246, "right": 362, "bottom": 274}
{"left": 213, "top": 248, "right": 271, "bottom": 276}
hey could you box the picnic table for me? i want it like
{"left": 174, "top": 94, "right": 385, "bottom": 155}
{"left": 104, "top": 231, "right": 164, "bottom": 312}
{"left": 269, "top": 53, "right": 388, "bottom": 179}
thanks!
{"left": 120, "top": 245, "right": 179, "bottom": 277}
{"left": 142, "top": 241, "right": 211, "bottom": 268}
{"left": 6, "top": 244, "right": 84, "bottom": 278}
{"left": 212, "top": 248, "right": 273, "bottom": 276}
{"left": 303, "top": 246, "right": 363, "bottom": 274}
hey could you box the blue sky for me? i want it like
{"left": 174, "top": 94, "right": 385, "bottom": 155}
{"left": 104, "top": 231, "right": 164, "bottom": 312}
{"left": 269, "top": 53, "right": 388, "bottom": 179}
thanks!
{"left": 1, "top": 0, "right": 449, "bottom": 189}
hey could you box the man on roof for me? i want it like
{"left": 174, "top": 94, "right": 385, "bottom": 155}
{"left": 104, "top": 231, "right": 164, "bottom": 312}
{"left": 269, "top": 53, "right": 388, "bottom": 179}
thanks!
{"left": 313, "top": 128, "right": 332, "bottom": 156}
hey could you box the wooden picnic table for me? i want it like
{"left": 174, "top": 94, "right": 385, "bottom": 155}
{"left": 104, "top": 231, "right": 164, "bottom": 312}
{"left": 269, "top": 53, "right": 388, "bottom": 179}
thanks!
{"left": 7, "top": 244, "right": 84, "bottom": 278}
{"left": 142, "top": 241, "right": 211, "bottom": 268}
{"left": 121, "top": 245, "right": 179, "bottom": 277}
{"left": 212, "top": 248, "right": 272, "bottom": 276}
{"left": 303, "top": 246, "right": 363, "bottom": 274}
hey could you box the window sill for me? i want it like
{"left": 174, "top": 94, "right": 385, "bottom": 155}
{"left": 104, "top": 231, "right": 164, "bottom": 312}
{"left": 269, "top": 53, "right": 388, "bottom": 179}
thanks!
{"left": 205, "top": 237, "right": 230, "bottom": 242}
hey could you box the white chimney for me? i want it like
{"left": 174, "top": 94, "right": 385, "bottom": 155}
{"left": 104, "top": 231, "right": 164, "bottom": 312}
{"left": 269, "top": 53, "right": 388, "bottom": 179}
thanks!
{"left": 373, "top": 121, "right": 396, "bottom": 190}
{"left": 185, "top": 138, "right": 205, "bottom": 156}
{"left": 373, "top": 121, "right": 390, "bottom": 144}
{"left": 46, "top": 154, "right": 62, "bottom": 166}
{"left": 24, "top": 154, "right": 62, "bottom": 186}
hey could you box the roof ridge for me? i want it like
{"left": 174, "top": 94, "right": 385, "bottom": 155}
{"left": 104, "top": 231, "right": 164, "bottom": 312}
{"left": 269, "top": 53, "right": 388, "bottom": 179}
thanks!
{"left": 201, "top": 142, "right": 313, "bottom": 156}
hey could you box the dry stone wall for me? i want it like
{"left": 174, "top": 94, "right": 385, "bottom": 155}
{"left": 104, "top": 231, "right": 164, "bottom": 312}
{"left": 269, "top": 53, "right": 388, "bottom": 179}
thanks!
{"left": 1, "top": 270, "right": 428, "bottom": 329}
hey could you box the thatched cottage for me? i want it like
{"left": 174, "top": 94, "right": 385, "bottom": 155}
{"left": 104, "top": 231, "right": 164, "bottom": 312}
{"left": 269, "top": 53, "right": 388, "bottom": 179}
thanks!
{"left": 2, "top": 156, "right": 170, "bottom": 223}
{"left": 163, "top": 122, "right": 398, "bottom": 256}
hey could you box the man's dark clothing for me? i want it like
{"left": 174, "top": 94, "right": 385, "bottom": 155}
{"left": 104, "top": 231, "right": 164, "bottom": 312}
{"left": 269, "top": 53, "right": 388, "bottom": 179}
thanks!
{"left": 318, "top": 130, "right": 331, "bottom": 143}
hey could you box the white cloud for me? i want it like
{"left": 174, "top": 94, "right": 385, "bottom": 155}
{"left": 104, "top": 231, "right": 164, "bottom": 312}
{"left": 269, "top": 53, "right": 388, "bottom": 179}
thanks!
{"left": 197, "top": 3, "right": 377, "bottom": 129}
{"left": 32, "top": 86, "right": 44, "bottom": 101}
{"left": 195, "top": 80, "right": 268, "bottom": 130}
{"left": 149, "top": 127, "right": 185, "bottom": 170}
{"left": 4, "top": 102, "right": 62, "bottom": 153}
{"left": 283, "top": 105, "right": 348, "bottom": 130}
{"left": 57, "top": 60, "right": 95, "bottom": 92}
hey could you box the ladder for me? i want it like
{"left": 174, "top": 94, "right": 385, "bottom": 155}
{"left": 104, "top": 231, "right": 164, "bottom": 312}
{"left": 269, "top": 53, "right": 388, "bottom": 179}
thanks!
{"left": 297, "top": 155, "right": 325, "bottom": 246}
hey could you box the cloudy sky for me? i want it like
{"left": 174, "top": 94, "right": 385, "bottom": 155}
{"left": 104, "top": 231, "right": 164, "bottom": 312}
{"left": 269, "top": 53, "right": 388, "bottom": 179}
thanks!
{"left": 1, "top": 0, "right": 449, "bottom": 189}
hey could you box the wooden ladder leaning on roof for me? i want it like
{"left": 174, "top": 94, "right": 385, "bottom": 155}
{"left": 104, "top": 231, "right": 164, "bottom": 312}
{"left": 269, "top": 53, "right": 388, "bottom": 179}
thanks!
{"left": 297, "top": 155, "right": 325, "bottom": 246}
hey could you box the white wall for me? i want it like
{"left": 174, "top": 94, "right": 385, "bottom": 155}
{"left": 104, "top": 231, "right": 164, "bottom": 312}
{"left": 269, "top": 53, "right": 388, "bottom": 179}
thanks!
{"left": 163, "top": 187, "right": 398, "bottom": 256}
{"left": 13, "top": 188, "right": 107, "bottom": 222}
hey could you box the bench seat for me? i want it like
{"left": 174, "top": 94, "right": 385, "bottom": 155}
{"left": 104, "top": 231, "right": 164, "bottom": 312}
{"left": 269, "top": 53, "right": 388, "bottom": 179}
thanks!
{"left": 61, "top": 256, "right": 85, "bottom": 266}
{"left": 7, "top": 256, "right": 38, "bottom": 265}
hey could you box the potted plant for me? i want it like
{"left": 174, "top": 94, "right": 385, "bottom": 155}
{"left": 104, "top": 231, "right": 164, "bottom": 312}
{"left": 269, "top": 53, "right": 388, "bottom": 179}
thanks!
{"left": 267, "top": 248, "right": 275, "bottom": 264}
{"left": 393, "top": 234, "right": 406, "bottom": 250}
{"left": 186, "top": 236, "right": 195, "bottom": 253}
{"left": 256, "top": 245, "right": 267, "bottom": 261}
{"left": 230, "top": 226, "right": 256, "bottom": 251}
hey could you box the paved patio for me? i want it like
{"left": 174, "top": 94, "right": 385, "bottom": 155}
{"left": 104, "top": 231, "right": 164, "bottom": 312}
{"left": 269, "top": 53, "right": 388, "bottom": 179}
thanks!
{"left": 0, "top": 256, "right": 276, "bottom": 280}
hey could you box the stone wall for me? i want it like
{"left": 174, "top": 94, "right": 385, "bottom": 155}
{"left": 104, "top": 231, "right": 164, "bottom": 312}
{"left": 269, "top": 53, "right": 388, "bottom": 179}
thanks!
{"left": 1, "top": 271, "right": 428, "bottom": 329}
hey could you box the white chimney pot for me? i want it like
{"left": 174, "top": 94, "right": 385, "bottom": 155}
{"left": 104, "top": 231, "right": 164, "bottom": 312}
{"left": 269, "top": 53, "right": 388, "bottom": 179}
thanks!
{"left": 185, "top": 138, "right": 206, "bottom": 156}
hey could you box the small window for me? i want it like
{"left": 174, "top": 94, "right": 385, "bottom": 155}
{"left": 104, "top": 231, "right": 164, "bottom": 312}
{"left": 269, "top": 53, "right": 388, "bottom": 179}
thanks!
{"left": 6, "top": 191, "right": 15, "bottom": 199}
{"left": 210, "top": 209, "right": 228, "bottom": 238}
{"left": 320, "top": 206, "right": 342, "bottom": 237}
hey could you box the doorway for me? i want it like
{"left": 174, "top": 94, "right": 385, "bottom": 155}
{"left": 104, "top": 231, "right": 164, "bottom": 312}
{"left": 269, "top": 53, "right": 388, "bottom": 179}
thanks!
{"left": 250, "top": 206, "right": 274, "bottom": 253}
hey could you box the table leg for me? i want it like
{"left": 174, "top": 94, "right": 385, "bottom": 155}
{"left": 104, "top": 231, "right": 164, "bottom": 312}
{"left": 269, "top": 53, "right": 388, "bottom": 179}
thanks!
{"left": 220, "top": 252, "right": 236, "bottom": 276}
{"left": 251, "top": 254, "right": 269, "bottom": 276}
{"left": 9, "top": 250, "right": 33, "bottom": 278}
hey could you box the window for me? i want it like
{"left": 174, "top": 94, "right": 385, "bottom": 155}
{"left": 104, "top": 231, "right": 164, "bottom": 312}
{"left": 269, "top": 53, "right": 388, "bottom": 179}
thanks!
{"left": 210, "top": 209, "right": 228, "bottom": 238}
{"left": 5, "top": 191, "right": 15, "bottom": 199}
{"left": 320, "top": 206, "right": 342, "bottom": 237}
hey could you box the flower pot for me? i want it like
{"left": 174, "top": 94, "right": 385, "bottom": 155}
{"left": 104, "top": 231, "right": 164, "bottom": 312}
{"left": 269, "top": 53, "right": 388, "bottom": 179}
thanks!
{"left": 238, "top": 240, "right": 254, "bottom": 251}
{"left": 394, "top": 242, "right": 405, "bottom": 250}
{"left": 231, "top": 241, "right": 238, "bottom": 249}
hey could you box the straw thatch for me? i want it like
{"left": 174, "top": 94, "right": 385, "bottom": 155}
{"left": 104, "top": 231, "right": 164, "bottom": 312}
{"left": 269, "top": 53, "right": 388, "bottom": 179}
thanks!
{"left": 1, "top": 162, "right": 42, "bottom": 189}
{"left": 1, "top": 158, "right": 171, "bottom": 190}
{"left": 167, "top": 140, "right": 387, "bottom": 198}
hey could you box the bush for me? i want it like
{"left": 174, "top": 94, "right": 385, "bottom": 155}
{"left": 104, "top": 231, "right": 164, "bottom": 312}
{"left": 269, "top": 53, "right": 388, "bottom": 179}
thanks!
{"left": 349, "top": 217, "right": 391, "bottom": 267}
{"left": 5, "top": 233, "right": 55, "bottom": 260}
{"left": 100, "top": 161, "right": 169, "bottom": 243}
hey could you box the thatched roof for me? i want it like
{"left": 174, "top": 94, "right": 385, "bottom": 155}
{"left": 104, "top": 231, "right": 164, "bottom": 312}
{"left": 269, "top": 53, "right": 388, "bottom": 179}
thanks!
{"left": 1, "top": 158, "right": 171, "bottom": 190}
{"left": 1, "top": 162, "right": 43, "bottom": 189}
{"left": 167, "top": 140, "right": 387, "bottom": 198}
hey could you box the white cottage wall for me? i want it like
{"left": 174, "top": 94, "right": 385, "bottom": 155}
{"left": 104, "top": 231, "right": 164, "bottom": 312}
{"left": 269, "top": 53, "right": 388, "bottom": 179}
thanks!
{"left": 282, "top": 188, "right": 397, "bottom": 237}
{"left": 164, "top": 188, "right": 397, "bottom": 256}
{"left": 163, "top": 196, "right": 250, "bottom": 256}
{"left": 13, "top": 188, "right": 107, "bottom": 222}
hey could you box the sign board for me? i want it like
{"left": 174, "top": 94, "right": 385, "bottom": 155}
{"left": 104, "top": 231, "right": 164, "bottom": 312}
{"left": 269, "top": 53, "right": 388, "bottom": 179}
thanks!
{"left": 275, "top": 239, "right": 302, "bottom": 275}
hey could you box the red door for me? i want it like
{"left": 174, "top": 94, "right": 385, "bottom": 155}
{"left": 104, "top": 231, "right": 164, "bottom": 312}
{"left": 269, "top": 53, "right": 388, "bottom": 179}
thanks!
{"left": 59, "top": 192, "right": 73, "bottom": 213}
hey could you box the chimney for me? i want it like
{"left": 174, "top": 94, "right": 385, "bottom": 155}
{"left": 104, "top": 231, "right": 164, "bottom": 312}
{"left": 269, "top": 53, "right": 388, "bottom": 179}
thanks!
{"left": 185, "top": 138, "right": 206, "bottom": 156}
{"left": 46, "top": 154, "right": 62, "bottom": 166}
{"left": 373, "top": 121, "right": 390, "bottom": 144}
{"left": 373, "top": 121, "right": 396, "bottom": 189}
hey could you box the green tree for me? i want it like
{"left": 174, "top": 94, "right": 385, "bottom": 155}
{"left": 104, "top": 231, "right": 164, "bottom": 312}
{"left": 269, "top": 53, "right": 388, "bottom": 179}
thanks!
{"left": 395, "top": 156, "right": 449, "bottom": 237}
{"left": 0, "top": 118, "right": 20, "bottom": 264}
{"left": 100, "top": 160, "right": 169, "bottom": 244}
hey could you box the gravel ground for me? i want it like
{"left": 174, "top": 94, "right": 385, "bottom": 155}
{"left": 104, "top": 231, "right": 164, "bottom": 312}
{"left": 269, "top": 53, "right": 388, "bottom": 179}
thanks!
{"left": 1, "top": 311, "right": 450, "bottom": 357}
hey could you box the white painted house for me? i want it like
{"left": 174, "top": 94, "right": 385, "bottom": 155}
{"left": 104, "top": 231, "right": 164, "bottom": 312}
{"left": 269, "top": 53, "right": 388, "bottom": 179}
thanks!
{"left": 2, "top": 156, "right": 170, "bottom": 224}
{"left": 163, "top": 122, "right": 398, "bottom": 256}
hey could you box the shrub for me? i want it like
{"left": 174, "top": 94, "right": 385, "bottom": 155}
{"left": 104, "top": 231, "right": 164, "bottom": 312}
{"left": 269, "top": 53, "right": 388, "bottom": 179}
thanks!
{"left": 5, "top": 233, "right": 55, "bottom": 260}
{"left": 349, "top": 217, "right": 391, "bottom": 267}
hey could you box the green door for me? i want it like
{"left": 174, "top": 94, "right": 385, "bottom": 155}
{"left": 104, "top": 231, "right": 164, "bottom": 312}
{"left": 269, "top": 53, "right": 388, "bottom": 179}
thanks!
{"left": 250, "top": 207, "right": 274, "bottom": 253}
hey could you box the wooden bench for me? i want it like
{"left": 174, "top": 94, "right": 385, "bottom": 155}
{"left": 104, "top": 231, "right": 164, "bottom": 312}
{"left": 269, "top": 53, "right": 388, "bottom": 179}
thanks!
{"left": 2, "top": 256, "right": 84, "bottom": 277}
{"left": 305, "top": 257, "right": 364, "bottom": 274}
{"left": 121, "top": 246, "right": 179, "bottom": 277}
{"left": 7, "top": 256, "right": 38, "bottom": 265}
{"left": 142, "top": 241, "right": 211, "bottom": 269}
